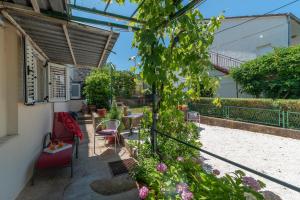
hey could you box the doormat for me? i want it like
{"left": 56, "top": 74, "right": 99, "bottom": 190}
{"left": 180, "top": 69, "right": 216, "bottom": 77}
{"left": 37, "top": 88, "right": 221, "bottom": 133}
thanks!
{"left": 108, "top": 158, "right": 137, "bottom": 176}
{"left": 90, "top": 175, "right": 136, "bottom": 195}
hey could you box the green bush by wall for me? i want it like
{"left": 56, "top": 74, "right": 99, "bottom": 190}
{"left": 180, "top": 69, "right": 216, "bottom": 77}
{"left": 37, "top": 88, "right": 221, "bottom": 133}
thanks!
{"left": 195, "top": 98, "right": 300, "bottom": 112}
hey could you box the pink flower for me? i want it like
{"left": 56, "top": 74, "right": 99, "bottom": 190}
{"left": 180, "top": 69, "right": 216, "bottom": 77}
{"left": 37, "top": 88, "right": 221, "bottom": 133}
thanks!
{"left": 156, "top": 163, "right": 167, "bottom": 173}
{"left": 181, "top": 190, "right": 194, "bottom": 200}
{"left": 177, "top": 156, "right": 184, "bottom": 162}
{"left": 176, "top": 183, "right": 188, "bottom": 194}
{"left": 242, "top": 176, "right": 261, "bottom": 191}
{"left": 213, "top": 169, "right": 220, "bottom": 176}
{"left": 139, "top": 186, "right": 149, "bottom": 199}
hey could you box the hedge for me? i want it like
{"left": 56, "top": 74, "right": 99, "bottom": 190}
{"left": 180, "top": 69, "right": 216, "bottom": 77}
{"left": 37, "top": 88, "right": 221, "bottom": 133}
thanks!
{"left": 193, "top": 98, "right": 300, "bottom": 112}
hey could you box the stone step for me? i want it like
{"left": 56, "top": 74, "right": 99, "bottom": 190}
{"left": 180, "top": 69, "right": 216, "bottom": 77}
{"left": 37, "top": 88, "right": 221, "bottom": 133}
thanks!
{"left": 77, "top": 114, "right": 92, "bottom": 121}
{"left": 78, "top": 119, "right": 93, "bottom": 124}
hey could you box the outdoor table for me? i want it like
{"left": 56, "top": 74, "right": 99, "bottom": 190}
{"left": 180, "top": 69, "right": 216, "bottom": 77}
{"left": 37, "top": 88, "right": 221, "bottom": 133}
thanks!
{"left": 122, "top": 113, "right": 143, "bottom": 135}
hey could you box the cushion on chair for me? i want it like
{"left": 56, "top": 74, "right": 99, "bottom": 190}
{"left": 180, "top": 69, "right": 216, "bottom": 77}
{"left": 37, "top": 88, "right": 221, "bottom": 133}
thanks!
{"left": 35, "top": 147, "right": 73, "bottom": 169}
{"left": 96, "top": 129, "right": 117, "bottom": 136}
{"left": 53, "top": 112, "right": 83, "bottom": 141}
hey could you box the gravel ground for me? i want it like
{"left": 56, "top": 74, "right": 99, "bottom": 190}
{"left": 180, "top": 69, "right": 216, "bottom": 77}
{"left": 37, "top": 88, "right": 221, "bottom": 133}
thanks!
{"left": 200, "top": 124, "right": 300, "bottom": 200}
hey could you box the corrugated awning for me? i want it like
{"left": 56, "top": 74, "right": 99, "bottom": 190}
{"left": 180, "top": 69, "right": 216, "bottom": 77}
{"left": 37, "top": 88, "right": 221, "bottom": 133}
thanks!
{"left": 9, "top": 0, "right": 68, "bottom": 13}
{"left": 1, "top": 3, "right": 119, "bottom": 67}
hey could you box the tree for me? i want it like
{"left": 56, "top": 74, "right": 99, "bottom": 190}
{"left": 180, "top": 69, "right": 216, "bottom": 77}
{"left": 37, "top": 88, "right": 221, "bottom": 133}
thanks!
{"left": 231, "top": 45, "right": 300, "bottom": 99}
{"left": 113, "top": 71, "right": 136, "bottom": 98}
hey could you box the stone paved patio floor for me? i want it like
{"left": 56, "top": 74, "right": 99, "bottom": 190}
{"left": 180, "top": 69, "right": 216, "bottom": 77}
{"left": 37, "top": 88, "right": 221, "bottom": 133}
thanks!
{"left": 17, "top": 124, "right": 138, "bottom": 200}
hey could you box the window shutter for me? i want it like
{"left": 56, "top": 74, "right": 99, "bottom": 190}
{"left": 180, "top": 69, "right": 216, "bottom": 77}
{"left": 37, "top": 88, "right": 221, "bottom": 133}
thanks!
{"left": 48, "top": 63, "right": 69, "bottom": 102}
{"left": 24, "top": 39, "right": 37, "bottom": 104}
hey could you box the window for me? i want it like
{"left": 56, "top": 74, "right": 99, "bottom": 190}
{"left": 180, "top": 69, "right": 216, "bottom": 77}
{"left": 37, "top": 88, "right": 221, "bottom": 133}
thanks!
{"left": 48, "top": 63, "right": 70, "bottom": 102}
{"left": 71, "top": 83, "right": 81, "bottom": 99}
{"left": 25, "top": 39, "right": 69, "bottom": 104}
{"left": 36, "top": 59, "right": 47, "bottom": 102}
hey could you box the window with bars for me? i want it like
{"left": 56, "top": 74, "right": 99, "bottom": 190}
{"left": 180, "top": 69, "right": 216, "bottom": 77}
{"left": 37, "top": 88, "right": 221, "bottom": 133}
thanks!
{"left": 48, "top": 63, "right": 70, "bottom": 102}
{"left": 25, "top": 39, "right": 70, "bottom": 104}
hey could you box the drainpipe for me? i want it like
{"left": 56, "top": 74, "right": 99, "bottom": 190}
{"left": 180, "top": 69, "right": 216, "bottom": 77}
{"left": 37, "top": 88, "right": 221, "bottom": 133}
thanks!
{"left": 236, "top": 82, "right": 239, "bottom": 98}
{"left": 287, "top": 14, "right": 291, "bottom": 46}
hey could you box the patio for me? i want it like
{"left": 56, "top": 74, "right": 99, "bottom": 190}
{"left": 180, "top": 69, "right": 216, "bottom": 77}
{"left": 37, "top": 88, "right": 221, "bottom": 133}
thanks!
{"left": 17, "top": 123, "right": 138, "bottom": 200}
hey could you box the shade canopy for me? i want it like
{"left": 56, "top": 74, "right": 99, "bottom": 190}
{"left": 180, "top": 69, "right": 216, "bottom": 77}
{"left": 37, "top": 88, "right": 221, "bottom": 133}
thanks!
{"left": 9, "top": 0, "right": 68, "bottom": 13}
{"left": 1, "top": 2, "right": 119, "bottom": 67}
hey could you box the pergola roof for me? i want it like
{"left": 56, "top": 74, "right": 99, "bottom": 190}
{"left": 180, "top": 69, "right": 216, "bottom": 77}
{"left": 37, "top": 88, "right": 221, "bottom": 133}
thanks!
{"left": 8, "top": 0, "right": 67, "bottom": 13}
{"left": 1, "top": 2, "right": 119, "bottom": 67}
{"left": 0, "top": 0, "right": 205, "bottom": 67}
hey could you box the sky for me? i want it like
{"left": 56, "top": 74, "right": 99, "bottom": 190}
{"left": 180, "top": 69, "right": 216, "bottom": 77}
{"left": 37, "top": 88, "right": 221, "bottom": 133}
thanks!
{"left": 71, "top": 0, "right": 300, "bottom": 70}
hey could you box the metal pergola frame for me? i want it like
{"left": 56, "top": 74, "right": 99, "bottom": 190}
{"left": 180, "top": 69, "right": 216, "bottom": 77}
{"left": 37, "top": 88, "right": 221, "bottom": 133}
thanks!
{"left": 57, "top": 0, "right": 204, "bottom": 32}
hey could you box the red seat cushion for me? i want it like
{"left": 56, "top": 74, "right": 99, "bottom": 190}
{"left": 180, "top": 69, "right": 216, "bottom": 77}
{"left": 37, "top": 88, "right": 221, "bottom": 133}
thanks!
{"left": 35, "top": 147, "right": 73, "bottom": 169}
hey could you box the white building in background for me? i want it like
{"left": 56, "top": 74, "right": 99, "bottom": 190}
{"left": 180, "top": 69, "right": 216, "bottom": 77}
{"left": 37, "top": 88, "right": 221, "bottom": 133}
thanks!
{"left": 210, "top": 13, "right": 300, "bottom": 98}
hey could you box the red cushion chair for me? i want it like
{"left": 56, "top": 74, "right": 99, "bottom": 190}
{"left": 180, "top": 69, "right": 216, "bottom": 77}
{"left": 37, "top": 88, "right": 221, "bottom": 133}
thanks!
{"left": 31, "top": 113, "right": 83, "bottom": 185}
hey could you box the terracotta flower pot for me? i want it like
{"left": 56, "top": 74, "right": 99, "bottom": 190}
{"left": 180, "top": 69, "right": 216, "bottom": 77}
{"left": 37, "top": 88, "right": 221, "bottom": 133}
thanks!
{"left": 177, "top": 105, "right": 182, "bottom": 110}
{"left": 181, "top": 105, "right": 188, "bottom": 111}
{"left": 97, "top": 108, "right": 107, "bottom": 118}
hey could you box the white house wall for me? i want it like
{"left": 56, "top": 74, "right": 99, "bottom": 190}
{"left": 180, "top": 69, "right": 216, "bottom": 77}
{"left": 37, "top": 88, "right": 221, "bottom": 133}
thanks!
{"left": 0, "top": 21, "right": 53, "bottom": 200}
{"left": 0, "top": 103, "right": 53, "bottom": 200}
{"left": 291, "top": 19, "right": 300, "bottom": 45}
{"left": 211, "top": 16, "right": 289, "bottom": 61}
{"left": 0, "top": 21, "right": 7, "bottom": 137}
{"left": 210, "top": 70, "right": 253, "bottom": 98}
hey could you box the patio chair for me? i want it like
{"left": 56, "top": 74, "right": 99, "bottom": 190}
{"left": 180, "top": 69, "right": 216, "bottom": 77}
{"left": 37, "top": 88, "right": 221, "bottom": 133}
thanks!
{"left": 31, "top": 113, "right": 83, "bottom": 185}
{"left": 94, "top": 119, "right": 121, "bottom": 153}
{"left": 187, "top": 111, "right": 201, "bottom": 125}
{"left": 31, "top": 132, "right": 75, "bottom": 185}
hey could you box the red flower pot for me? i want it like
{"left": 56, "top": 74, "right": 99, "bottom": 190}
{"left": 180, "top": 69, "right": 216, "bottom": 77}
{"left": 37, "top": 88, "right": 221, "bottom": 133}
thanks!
{"left": 97, "top": 108, "right": 107, "bottom": 118}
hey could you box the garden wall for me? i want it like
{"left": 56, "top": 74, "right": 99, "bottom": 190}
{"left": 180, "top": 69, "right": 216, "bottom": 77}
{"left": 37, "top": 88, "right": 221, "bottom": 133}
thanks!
{"left": 189, "top": 98, "right": 300, "bottom": 130}
{"left": 116, "top": 96, "right": 152, "bottom": 107}
{"left": 200, "top": 115, "right": 300, "bottom": 140}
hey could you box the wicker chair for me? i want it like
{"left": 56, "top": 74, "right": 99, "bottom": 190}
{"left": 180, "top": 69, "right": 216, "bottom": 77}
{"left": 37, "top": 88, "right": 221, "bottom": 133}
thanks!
{"left": 94, "top": 119, "right": 121, "bottom": 153}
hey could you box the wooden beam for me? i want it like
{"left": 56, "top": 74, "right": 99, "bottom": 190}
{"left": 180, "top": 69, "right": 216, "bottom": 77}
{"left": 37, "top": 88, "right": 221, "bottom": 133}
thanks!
{"left": 30, "top": 0, "right": 40, "bottom": 13}
{"left": 62, "top": 24, "right": 77, "bottom": 65}
{"left": 98, "top": 32, "right": 112, "bottom": 68}
{"left": 1, "top": 10, "right": 49, "bottom": 60}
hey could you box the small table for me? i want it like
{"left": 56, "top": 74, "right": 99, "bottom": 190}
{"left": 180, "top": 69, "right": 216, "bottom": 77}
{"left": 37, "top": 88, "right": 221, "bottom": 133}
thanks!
{"left": 123, "top": 113, "right": 143, "bottom": 135}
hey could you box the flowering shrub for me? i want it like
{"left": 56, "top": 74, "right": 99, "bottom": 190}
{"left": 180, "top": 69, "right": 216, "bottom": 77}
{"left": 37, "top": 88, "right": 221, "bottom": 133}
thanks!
{"left": 139, "top": 186, "right": 149, "bottom": 199}
{"left": 133, "top": 155, "right": 266, "bottom": 200}
{"left": 130, "top": 107, "right": 266, "bottom": 199}
{"left": 156, "top": 163, "right": 168, "bottom": 173}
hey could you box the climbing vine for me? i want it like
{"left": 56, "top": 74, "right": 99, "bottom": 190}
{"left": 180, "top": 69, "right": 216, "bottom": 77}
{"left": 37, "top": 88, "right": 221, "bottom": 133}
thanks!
{"left": 99, "top": 1, "right": 267, "bottom": 200}
{"left": 103, "top": 0, "right": 222, "bottom": 108}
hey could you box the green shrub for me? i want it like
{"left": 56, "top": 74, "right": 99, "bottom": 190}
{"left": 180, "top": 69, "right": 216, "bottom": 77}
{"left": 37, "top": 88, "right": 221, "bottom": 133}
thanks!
{"left": 83, "top": 69, "right": 110, "bottom": 109}
{"left": 131, "top": 108, "right": 265, "bottom": 200}
{"left": 109, "top": 100, "right": 121, "bottom": 120}
{"left": 195, "top": 97, "right": 300, "bottom": 112}
{"left": 231, "top": 45, "right": 300, "bottom": 99}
